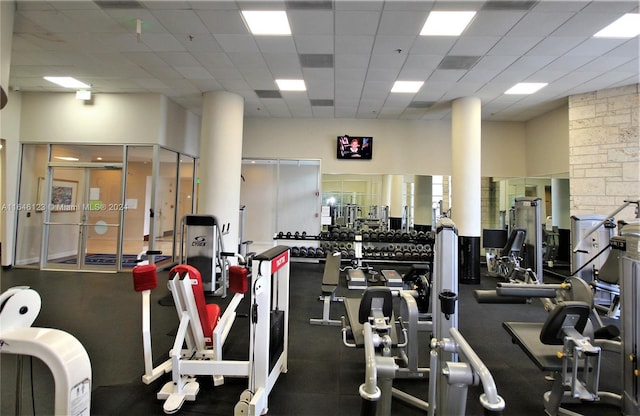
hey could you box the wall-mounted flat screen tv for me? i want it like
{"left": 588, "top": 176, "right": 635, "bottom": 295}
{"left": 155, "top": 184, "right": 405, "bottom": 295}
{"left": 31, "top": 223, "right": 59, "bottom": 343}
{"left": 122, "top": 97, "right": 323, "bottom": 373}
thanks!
{"left": 337, "top": 135, "right": 372, "bottom": 160}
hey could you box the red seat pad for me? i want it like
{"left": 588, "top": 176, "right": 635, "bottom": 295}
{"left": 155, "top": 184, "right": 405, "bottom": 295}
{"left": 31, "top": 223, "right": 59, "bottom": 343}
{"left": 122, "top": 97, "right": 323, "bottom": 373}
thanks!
{"left": 132, "top": 264, "right": 158, "bottom": 292}
{"left": 170, "top": 264, "right": 219, "bottom": 346}
{"left": 229, "top": 265, "right": 249, "bottom": 294}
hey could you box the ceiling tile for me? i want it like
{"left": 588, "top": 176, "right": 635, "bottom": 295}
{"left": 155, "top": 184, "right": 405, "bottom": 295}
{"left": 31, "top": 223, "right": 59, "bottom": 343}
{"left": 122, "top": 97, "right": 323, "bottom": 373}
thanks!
{"left": 566, "top": 38, "right": 632, "bottom": 57}
{"left": 334, "top": 35, "right": 375, "bottom": 54}
{"left": 197, "top": 10, "right": 248, "bottom": 34}
{"left": 288, "top": 10, "right": 334, "bottom": 34}
{"left": 292, "top": 34, "right": 334, "bottom": 53}
{"left": 255, "top": 37, "right": 297, "bottom": 53}
{"left": 335, "top": 11, "right": 381, "bottom": 36}
{"left": 214, "top": 34, "right": 260, "bottom": 53}
{"left": 488, "top": 36, "right": 543, "bottom": 55}
{"left": 465, "top": 11, "right": 526, "bottom": 36}
{"left": 378, "top": 11, "right": 428, "bottom": 36}
{"left": 151, "top": 9, "right": 210, "bottom": 34}
{"left": 450, "top": 36, "right": 501, "bottom": 56}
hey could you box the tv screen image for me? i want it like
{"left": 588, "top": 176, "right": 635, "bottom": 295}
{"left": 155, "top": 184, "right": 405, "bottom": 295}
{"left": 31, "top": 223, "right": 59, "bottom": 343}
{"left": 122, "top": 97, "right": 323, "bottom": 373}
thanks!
{"left": 337, "top": 136, "right": 372, "bottom": 160}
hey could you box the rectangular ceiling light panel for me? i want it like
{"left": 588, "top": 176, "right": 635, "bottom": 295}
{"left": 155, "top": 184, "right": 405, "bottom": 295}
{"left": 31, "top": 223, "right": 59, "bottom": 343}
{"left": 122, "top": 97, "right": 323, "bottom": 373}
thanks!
{"left": 505, "top": 82, "right": 548, "bottom": 94}
{"left": 44, "top": 76, "right": 91, "bottom": 89}
{"left": 594, "top": 13, "right": 640, "bottom": 38}
{"left": 391, "top": 81, "right": 424, "bottom": 93}
{"left": 242, "top": 11, "right": 291, "bottom": 35}
{"left": 420, "top": 11, "right": 476, "bottom": 36}
{"left": 276, "top": 79, "right": 307, "bottom": 91}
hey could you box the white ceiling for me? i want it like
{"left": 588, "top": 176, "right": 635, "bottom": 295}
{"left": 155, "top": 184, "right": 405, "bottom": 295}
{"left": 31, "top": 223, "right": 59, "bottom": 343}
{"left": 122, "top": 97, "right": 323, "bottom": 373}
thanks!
{"left": 8, "top": 0, "right": 640, "bottom": 121}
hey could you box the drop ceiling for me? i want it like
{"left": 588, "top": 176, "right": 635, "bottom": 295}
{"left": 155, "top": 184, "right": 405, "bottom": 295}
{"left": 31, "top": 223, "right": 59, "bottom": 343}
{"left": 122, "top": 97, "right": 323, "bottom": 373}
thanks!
{"left": 8, "top": 0, "right": 640, "bottom": 121}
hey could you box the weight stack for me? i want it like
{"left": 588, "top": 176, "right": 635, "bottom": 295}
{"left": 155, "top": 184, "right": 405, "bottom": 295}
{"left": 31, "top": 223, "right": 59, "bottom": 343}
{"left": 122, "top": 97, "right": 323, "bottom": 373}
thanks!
{"left": 459, "top": 236, "right": 480, "bottom": 284}
{"left": 269, "top": 309, "right": 285, "bottom": 372}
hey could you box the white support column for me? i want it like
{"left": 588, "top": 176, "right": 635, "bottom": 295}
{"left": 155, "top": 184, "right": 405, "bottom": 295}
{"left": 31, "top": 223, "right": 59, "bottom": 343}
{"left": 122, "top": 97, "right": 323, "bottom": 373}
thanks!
{"left": 414, "top": 175, "right": 433, "bottom": 230}
{"left": 382, "top": 174, "right": 392, "bottom": 207}
{"left": 451, "top": 97, "right": 481, "bottom": 284}
{"left": 551, "top": 178, "right": 570, "bottom": 229}
{"left": 389, "top": 175, "right": 404, "bottom": 230}
{"left": 198, "top": 91, "right": 244, "bottom": 254}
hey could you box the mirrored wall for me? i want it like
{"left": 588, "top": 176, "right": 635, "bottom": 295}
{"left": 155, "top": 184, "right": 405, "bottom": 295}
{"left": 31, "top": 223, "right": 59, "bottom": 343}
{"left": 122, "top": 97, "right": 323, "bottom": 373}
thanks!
{"left": 320, "top": 173, "right": 570, "bottom": 236}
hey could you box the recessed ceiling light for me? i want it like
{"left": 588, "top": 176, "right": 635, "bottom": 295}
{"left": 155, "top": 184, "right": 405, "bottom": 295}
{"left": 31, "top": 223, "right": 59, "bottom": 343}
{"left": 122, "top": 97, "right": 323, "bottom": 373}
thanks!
{"left": 505, "top": 82, "right": 548, "bottom": 95}
{"left": 593, "top": 13, "right": 640, "bottom": 38}
{"left": 276, "top": 79, "right": 306, "bottom": 91}
{"left": 391, "top": 81, "right": 424, "bottom": 93}
{"left": 44, "top": 77, "right": 91, "bottom": 89}
{"left": 420, "top": 11, "right": 476, "bottom": 36}
{"left": 241, "top": 10, "right": 291, "bottom": 35}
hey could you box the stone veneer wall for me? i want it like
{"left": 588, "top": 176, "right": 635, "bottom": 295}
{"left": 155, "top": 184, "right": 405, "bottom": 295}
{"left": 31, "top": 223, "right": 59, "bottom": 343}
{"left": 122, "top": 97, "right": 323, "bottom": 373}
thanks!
{"left": 569, "top": 84, "right": 639, "bottom": 220}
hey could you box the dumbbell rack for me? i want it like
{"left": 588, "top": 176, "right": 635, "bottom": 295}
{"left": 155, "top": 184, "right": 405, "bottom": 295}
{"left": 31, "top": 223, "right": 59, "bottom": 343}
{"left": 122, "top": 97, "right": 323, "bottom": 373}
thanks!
{"left": 274, "top": 227, "right": 435, "bottom": 265}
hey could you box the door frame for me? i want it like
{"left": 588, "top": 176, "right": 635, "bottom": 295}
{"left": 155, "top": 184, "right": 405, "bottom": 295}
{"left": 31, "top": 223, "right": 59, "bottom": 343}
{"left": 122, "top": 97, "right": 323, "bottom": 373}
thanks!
{"left": 40, "top": 162, "right": 124, "bottom": 272}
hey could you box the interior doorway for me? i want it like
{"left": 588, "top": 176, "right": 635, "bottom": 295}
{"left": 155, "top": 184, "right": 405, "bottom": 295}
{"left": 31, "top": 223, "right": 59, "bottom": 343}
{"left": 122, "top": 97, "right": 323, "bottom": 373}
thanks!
{"left": 42, "top": 164, "right": 123, "bottom": 271}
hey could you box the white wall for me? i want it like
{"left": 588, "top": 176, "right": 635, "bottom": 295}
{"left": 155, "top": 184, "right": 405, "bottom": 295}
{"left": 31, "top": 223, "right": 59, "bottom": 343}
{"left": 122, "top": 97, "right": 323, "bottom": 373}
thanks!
{"left": 20, "top": 93, "right": 163, "bottom": 144}
{"left": 19, "top": 93, "right": 200, "bottom": 155}
{"left": 159, "top": 95, "right": 201, "bottom": 156}
{"left": 482, "top": 121, "right": 527, "bottom": 178}
{"left": 243, "top": 118, "right": 529, "bottom": 178}
{"left": 525, "top": 105, "right": 570, "bottom": 177}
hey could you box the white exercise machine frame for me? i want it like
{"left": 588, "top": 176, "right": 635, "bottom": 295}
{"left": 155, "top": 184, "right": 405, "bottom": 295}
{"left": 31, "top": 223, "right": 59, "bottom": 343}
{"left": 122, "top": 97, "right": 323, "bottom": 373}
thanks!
{"left": 154, "top": 246, "right": 290, "bottom": 415}
{"left": 0, "top": 287, "right": 92, "bottom": 416}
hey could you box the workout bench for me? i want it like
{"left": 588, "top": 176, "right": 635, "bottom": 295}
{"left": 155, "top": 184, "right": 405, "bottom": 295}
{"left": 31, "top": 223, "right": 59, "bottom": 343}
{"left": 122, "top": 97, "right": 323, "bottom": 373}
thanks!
{"left": 503, "top": 301, "right": 621, "bottom": 415}
{"left": 310, "top": 251, "right": 344, "bottom": 326}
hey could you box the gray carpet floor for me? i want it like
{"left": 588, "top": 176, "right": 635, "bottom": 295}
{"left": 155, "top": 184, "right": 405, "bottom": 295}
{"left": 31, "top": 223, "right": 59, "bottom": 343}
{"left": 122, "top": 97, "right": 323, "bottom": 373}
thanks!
{"left": 1, "top": 261, "right": 622, "bottom": 415}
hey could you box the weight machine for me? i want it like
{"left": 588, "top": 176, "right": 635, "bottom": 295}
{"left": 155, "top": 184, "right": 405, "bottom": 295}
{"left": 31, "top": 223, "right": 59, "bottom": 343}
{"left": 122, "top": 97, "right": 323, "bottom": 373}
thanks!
{"left": 571, "top": 200, "right": 640, "bottom": 317}
{"left": 513, "top": 197, "right": 544, "bottom": 282}
{"left": 613, "top": 220, "right": 640, "bottom": 415}
{"left": 180, "top": 214, "right": 230, "bottom": 297}
{"left": 341, "top": 218, "right": 505, "bottom": 415}
{"left": 132, "top": 246, "right": 290, "bottom": 415}
{"left": 500, "top": 220, "right": 640, "bottom": 415}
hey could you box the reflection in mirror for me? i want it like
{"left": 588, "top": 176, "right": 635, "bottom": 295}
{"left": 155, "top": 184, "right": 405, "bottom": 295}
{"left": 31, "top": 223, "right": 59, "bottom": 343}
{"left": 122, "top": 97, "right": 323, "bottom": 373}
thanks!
{"left": 320, "top": 174, "right": 451, "bottom": 231}
{"left": 321, "top": 174, "right": 570, "bottom": 266}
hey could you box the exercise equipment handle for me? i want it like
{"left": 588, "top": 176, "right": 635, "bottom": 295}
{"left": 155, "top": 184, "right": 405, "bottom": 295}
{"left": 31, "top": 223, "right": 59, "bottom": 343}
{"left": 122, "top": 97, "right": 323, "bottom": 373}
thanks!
{"left": 396, "top": 317, "right": 408, "bottom": 348}
{"left": 359, "top": 322, "right": 381, "bottom": 411}
{"left": 449, "top": 327, "right": 506, "bottom": 413}
{"left": 341, "top": 316, "right": 356, "bottom": 348}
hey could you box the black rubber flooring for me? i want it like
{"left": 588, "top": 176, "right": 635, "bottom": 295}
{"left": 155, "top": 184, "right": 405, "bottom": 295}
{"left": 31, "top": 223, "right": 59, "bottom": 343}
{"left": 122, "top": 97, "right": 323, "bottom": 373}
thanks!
{"left": 0, "top": 262, "right": 622, "bottom": 415}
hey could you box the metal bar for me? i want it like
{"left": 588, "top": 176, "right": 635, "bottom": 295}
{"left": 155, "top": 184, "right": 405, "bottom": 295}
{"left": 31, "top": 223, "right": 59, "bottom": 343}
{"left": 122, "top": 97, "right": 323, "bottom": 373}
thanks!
{"left": 449, "top": 327, "right": 505, "bottom": 412}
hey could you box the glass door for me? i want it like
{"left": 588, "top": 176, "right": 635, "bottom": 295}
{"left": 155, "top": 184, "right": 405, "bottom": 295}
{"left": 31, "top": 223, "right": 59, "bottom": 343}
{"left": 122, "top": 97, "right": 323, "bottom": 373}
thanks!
{"left": 42, "top": 165, "right": 123, "bottom": 271}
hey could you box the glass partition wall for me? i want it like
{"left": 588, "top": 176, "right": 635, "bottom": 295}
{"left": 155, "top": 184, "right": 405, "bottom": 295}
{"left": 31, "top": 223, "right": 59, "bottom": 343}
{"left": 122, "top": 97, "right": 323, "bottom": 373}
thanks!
{"left": 13, "top": 144, "right": 196, "bottom": 271}
{"left": 240, "top": 159, "right": 321, "bottom": 254}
